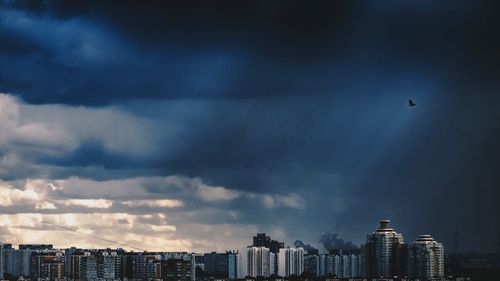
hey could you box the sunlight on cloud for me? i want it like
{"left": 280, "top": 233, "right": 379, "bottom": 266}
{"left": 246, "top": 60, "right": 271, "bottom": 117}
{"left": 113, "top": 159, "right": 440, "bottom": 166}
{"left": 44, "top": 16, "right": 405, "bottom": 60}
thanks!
{"left": 0, "top": 180, "right": 45, "bottom": 206}
{"left": 197, "top": 184, "right": 240, "bottom": 201}
{"left": 0, "top": 213, "right": 183, "bottom": 251}
{"left": 122, "top": 199, "right": 184, "bottom": 208}
{"left": 35, "top": 201, "right": 57, "bottom": 210}
{"left": 63, "top": 199, "right": 113, "bottom": 209}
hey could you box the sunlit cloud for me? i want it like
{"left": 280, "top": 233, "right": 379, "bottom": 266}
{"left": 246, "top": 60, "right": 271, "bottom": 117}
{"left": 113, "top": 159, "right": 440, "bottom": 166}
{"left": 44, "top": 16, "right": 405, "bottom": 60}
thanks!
{"left": 122, "top": 199, "right": 184, "bottom": 208}
{"left": 63, "top": 199, "right": 113, "bottom": 209}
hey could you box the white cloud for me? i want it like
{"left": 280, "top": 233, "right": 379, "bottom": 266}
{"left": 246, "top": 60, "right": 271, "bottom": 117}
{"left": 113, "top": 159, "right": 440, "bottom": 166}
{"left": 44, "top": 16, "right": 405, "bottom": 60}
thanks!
{"left": 0, "top": 176, "right": 307, "bottom": 251}
{"left": 196, "top": 182, "right": 240, "bottom": 202}
{"left": 35, "top": 202, "right": 57, "bottom": 210}
{"left": 122, "top": 199, "right": 184, "bottom": 208}
{"left": 63, "top": 199, "right": 113, "bottom": 209}
{"left": 0, "top": 179, "right": 54, "bottom": 207}
{"left": 0, "top": 95, "right": 76, "bottom": 151}
{"left": 0, "top": 213, "right": 181, "bottom": 251}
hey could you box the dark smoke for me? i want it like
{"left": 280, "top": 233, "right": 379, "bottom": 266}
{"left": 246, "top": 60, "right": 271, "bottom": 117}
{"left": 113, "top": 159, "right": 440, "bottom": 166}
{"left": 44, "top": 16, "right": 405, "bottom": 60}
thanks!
{"left": 319, "top": 233, "right": 359, "bottom": 251}
{"left": 294, "top": 240, "right": 318, "bottom": 253}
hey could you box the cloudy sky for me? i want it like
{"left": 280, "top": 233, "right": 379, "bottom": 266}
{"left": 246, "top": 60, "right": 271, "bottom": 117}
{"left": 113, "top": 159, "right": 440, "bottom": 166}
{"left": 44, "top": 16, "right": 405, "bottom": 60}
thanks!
{"left": 0, "top": 1, "right": 499, "bottom": 253}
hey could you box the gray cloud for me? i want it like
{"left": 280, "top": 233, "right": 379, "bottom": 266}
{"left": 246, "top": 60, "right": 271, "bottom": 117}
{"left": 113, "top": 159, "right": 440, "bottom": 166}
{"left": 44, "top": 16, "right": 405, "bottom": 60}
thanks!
{"left": 1, "top": 91, "right": 499, "bottom": 252}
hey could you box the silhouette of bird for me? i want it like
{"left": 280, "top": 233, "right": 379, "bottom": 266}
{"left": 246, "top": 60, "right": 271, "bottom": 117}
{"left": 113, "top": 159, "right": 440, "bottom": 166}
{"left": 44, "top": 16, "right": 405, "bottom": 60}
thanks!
{"left": 408, "top": 99, "right": 416, "bottom": 107}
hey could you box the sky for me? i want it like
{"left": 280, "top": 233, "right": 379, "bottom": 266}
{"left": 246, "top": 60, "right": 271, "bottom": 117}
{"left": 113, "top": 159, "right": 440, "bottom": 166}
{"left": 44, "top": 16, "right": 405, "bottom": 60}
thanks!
{"left": 0, "top": 0, "right": 499, "bottom": 253}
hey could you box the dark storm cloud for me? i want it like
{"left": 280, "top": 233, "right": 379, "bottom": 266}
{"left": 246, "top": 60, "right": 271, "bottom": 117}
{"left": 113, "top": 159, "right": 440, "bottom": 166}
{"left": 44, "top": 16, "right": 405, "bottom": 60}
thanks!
{"left": 1, "top": 1, "right": 499, "bottom": 104}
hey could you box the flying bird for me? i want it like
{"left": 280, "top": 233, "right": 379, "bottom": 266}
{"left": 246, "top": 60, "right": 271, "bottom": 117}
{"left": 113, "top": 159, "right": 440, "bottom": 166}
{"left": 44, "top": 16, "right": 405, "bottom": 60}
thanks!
{"left": 408, "top": 99, "right": 416, "bottom": 107}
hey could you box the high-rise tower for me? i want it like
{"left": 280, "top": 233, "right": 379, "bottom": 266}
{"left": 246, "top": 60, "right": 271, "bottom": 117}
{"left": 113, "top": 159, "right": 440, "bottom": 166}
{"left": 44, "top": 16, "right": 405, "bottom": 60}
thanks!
{"left": 238, "top": 246, "right": 271, "bottom": 278}
{"left": 361, "top": 220, "right": 405, "bottom": 279}
{"left": 278, "top": 247, "right": 304, "bottom": 277}
{"left": 407, "top": 234, "right": 444, "bottom": 280}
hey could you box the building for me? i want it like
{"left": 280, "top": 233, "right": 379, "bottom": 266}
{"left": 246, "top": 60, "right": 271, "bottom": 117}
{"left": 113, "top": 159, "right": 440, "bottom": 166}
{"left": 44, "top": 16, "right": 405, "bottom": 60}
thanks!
{"left": 98, "top": 251, "right": 118, "bottom": 280}
{"left": 227, "top": 251, "right": 238, "bottom": 279}
{"left": 278, "top": 247, "right": 304, "bottom": 277}
{"left": 145, "top": 254, "right": 162, "bottom": 280}
{"left": 303, "top": 255, "right": 319, "bottom": 276}
{"left": 318, "top": 254, "right": 329, "bottom": 276}
{"left": 19, "top": 248, "right": 32, "bottom": 277}
{"left": 30, "top": 250, "right": 65, "bottom": 281}
{"left": 19, "top": 244, "right": 54, "bottom": 278}
{"left": 252, "top": 233, "right": 284, "bottom": 254}
{"left": 407, "top": 234, "right": 445, "bottom": 280}
{"left": 20, "top": 244, "right": 53, "bottom": 251}
{"left": 333, "top": 253, "right": 362, "bottom": 278}
{"left": 64, "top": 247, "right": 80, "bottom": 279}
{"left": 164, "top": 252, "right": 196, "bottom": 281}
{"left": 3, "top": 243, "right": 16, "bottom": 278}
{"left": 269, "top": 252, "right": 276, "bottom": 276}
{"left": 0, "top": 242, "right": 4, "bottom": 280}
{"left": 238, "top": 246, "right": 271, "bottom": 278}
{"left": 362, "top": 219, "right": 406, "bottom": 279}
{"left": 203, "top": 252, "right": 229, "bottom": 278}
{"left": 163, "top": 258, "right": 192, "bottom": 281}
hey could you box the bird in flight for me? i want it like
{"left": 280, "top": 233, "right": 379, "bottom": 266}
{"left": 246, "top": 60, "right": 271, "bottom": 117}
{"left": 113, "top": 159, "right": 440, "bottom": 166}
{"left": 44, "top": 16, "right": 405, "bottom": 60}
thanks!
{"left": 408, "top": 99, "right": 416, "bottom": 107}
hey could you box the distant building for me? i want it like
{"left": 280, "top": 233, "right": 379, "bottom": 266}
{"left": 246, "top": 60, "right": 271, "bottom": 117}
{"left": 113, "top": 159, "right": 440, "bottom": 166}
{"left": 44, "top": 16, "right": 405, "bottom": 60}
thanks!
{"left": 163, "top": 258, "right": 192, "bottom": 281}
{"left": 334, "top": 253, "right": 361, "bottom": 278}
{"left": 362, "top": 219, "right": 406, "bottom": 279}
{"left": 19, "top": 248, "right": 32, "bottom": 277}
{"left": 304, "top": 254, "right": 319, "bottom": 276}
{"left": 64, "top": 247, "right": 79, "bottom": 279}
{"left": 19, "top": 244, "right": 53, "bottom": 251}
{"left": 71, "top": 251, "right": 98, "bottom": 280}
{"left": 0, "top": 242, "right": 4, "bottom": 280}
{"left": 227, "top": 251, "right": 238, "bottom": 279}
{"left": 253, "top": 233, "right": 271, "bottom": 248}
{"left": 269, "top": 252, "right": 276, "bottom": 276}
{"left": 318, "top": 254, "right": 329, "bottom": 276}
{"left": 238, "top": 246, "right": 271, "bottom": 278}
{"left": 252, "top": 233, "right": 284, "bottom": 254}
{"left": 98, "top": 251, "right": 118, "bottom": 280}
{"left": 163, "top": 252, "right": 196, "bottom": 281}
{"left": 30, "top": 250, "right": 65, "bottom": 281}
{"left": 203, "top": 251, "right": 238, "bottom": 279}
{"left": 407, "top": 234, "right": 444, "bottom": 280}
{"left": 278, "top": 247, "right": 304, "bottom": 277}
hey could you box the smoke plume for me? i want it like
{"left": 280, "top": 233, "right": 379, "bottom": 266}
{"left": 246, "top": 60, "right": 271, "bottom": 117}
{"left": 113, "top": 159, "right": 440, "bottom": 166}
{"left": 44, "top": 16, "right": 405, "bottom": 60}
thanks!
{"left": 294, "top": 240, "right": 318, "bottom": 253}
{"left": 319, "top": 233, "right": 358, "bottom": 251}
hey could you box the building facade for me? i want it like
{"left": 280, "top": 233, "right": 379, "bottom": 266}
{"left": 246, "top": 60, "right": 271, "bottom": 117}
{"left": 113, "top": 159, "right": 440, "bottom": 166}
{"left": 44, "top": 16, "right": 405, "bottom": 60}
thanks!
{"left": 407, "top": 234, "right": 444, "bottom": 280}
{"left": 238, "top": 246, "right": 271, "bottom": 278}
{"left": 362, "top": 220, "right": 406, "bottom": 279}
{"left": 278, "top": 247, "right": 304, "bottom": 277}
{"left": 252, "top": 233, "right": 284, "bottom": 254}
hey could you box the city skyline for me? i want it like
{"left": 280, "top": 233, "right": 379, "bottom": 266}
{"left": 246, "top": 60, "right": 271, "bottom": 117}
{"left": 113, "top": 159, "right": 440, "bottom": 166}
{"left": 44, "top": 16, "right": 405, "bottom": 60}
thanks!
{"left": 0, "top": 216, "right": 449, "bottom": 254}
{"left": 0, "top": 219, "right": 448, "bottom": 280}
{"left": 0, "top": 0, "right": 499, "bottom": 256}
